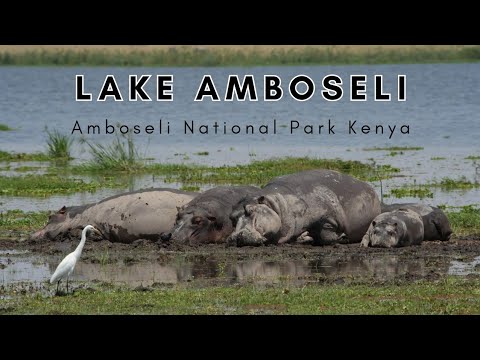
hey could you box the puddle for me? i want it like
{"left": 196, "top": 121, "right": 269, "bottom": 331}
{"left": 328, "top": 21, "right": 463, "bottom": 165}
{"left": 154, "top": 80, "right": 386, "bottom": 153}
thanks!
{"left": 448, "top": 256, "right": 480, "bottom": 276}
{"left": 0, "top": 250, "right": 454, "bottom": 287}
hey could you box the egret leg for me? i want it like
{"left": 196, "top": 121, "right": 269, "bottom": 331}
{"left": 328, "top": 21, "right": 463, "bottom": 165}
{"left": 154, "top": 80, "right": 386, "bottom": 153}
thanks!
{"left": 66, "top": 277, "right": 69, "bottom": 293}
{"left": 56, "top": 280, "right": 60, "bottom": 294}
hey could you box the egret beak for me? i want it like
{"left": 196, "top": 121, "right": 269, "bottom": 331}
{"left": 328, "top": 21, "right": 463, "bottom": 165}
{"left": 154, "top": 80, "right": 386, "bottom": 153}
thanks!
{"left": 92, "top": 227, "right": 103, "bottom": 237}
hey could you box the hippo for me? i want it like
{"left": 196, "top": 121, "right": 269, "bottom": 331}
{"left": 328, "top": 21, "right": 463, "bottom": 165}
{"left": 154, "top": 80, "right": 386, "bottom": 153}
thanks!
{"left": 227, "top": 169, "right": 381, "bottom": 247}
{"left": 30, "top": 188, "right": 198, "bottom": 243}
{"left": 381, "top": 203, "right": 452, "bottom": 241}
{"left": 167, "top": 185, "right": 262, "bottom": 245}
{"left": 361, "top": 209, "right": 424, "bottom": 248}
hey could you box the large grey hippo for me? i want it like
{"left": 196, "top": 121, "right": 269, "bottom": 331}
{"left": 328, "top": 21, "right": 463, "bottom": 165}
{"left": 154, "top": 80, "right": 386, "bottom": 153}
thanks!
{"left": 227, "top": 169, "right": 381, "bottom": 246}
{"left": 361, "top": 209, "right": 424, "bottom": 248}
{"left": 30, "top": 188, "right": 198, "bottom": 243}
{"left": 381, "top": 203, "right": 452, "bottom": 241}
{"left": 167, "top": 185, "right": 262, "bottom": 245}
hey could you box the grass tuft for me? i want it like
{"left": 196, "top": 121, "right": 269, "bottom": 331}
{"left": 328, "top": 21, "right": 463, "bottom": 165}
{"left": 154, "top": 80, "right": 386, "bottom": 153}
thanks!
{"left": 45, "top": 127, "right": 73, "bottom": 160}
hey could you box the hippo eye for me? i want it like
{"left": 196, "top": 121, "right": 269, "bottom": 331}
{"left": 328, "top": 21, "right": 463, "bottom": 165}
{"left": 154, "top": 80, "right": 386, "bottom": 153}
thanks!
{"left": 388, "top": 231, "right": 395, "bottom": 236}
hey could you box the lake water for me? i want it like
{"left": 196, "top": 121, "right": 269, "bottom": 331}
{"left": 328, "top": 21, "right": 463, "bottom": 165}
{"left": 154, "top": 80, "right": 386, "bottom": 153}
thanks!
{"left": 1, "top": 64, "right": 479, "bottom": 211}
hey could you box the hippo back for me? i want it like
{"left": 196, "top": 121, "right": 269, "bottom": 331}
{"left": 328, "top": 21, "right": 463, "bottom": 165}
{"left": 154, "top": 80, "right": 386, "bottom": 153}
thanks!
{"left": 264, "top": 169, "right": 381, "bottom": 242}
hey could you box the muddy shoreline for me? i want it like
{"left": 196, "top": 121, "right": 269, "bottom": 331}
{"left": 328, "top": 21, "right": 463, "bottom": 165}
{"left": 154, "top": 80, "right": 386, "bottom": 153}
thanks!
{"left": 2, "top": 236, "right": 480, "bottom": 289}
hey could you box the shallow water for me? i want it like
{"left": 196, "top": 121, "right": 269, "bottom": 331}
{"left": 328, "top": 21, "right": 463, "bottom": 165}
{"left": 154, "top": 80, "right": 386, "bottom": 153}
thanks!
{"left": 0, "top": 249, "right": 472, "bottom": 287}
{"left": 447, "top": 256, "right": 480, "bottom": 276}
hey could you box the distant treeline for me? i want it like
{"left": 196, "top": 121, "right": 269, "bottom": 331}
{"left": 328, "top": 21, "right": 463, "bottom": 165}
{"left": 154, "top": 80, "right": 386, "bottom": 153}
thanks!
{"left": 1, "top": 46, "right": 480, "bottom": 66}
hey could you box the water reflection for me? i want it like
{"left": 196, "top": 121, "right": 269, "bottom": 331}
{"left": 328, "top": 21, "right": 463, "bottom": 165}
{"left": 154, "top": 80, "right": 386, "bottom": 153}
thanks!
{"left": 1, "top": 251, "right": 437, "bottom": 287}
{"left": 448, "top": 256, "right": 480, "bottom": 276}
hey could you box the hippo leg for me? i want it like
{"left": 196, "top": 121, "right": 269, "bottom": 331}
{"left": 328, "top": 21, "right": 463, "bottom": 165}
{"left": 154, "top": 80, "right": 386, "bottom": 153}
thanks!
{"left": 360, "top": 234, "right": 371, "bottom": 247}
{"left": 296, "top": 231, "right": 314, "bottom": 244}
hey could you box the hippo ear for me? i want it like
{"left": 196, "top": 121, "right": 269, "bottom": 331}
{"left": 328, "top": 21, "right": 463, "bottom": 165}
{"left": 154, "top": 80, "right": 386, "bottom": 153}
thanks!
{"left": 372, "top": 221, "right": 376, "bottom": 227}
{"left": 257, "top": 196, "right": 266, "bottom": 204}
{"left": 58, "top": 206, "right": 67, "bottom": 214}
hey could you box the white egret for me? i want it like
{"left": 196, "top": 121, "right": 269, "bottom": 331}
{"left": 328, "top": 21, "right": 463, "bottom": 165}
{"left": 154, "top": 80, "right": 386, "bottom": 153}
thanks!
{"left": 50, "top": 224, "right": 101, "bottom": 294}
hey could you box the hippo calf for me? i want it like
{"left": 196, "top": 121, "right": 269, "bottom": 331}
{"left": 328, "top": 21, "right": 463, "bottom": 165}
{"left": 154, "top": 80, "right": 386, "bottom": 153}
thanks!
{"left": 381, "top": 203, "right": 452, "bottom": 241}
{"left": 167, "top": 185, "right": 262, "bottom": 245}
{"left": 361, "top": 209, "right": 424, "bottom": 248}
{"left": 227, "top": 169, "right": 381, "bottom": 246}
{"left": 30, "top": 188, "right": 197, "bottom": 243}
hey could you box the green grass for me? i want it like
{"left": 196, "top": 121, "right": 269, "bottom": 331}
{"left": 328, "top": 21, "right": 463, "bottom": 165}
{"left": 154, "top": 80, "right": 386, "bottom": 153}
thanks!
{"left": 0, "top": 150, "right": 51, "bottom": 162}
{"left": 445, "top": 205, "right": 480, "bottom": 237}
{"left": 431, "top": 157, "right": 446, "bottom": 160}
{"left": 0, "top": 174, "right": 126, "bottom": 197}
{"left": 137, "top": 157, "right": 398, "bottom": 186}
{"left": 1, "top": 46, "right": 480, "bottom": 66}
{"left": 14, "top": 166, "right": 42, "bottom": 172}
{"left": 387, "top": 187, "right": 434, "bottom": 199}
{"left": 45, "top": 128, "right": 73, "bottom": 160}
{"left": 386, "top": 177, "right": 480, "bottom": 199}
{"left": 0, "top": 209, "right": 49, "bottom": 233}
{"left": 5, "top": 278, "right": 480, "bottom": 314}
{"left": 388, "top": 151, "right": 404, "bottom": 156}
{"left": 194, "top": 151, "right": 209, "bottom": 156}
{"left": 70, "top": 157, "right": 399, "bottom": 186}
{"left": 0, "top": 124, "right": 13, "bottom": 131}
{"left": 433, "top": 177, "right": 480, "bottom": 190}
{"left": 79, "top": 132, "right": 145, "bottom": 172}
{"left": 363, "top": 146, "right": 424, "bottom": 151}
{"left": 465, "top": 155, "right": 480, "bottom": 160}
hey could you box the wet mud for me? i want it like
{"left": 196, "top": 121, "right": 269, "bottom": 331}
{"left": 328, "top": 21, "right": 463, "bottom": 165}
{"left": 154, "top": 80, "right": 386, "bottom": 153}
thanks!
{"left": 1, "top": 237, "right": 479, "bottom": 293}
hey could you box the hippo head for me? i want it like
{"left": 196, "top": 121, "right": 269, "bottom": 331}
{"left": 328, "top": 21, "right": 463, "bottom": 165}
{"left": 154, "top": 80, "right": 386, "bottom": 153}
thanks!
{"left": 315, "top": 218, "right": 348, "bottom": 245}
{"left": 29, "top": 206, "right": 70, "bottom": 241}
{"left": 365, "top": 220, "right": 406, "bottom": 248}
{"left": 227, "top": 195, "right": 282, "bottom": 247}
{"left": 430, "top": 209, "right": 453, "bottom": 241}
{"left": 169, "top": 206, "right": 224, "bottom": 245}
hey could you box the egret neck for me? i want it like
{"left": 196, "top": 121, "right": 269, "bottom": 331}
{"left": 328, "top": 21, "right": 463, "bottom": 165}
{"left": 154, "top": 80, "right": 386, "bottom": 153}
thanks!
{"left": 73, "top": 226, "right": 90, "bottom": 258}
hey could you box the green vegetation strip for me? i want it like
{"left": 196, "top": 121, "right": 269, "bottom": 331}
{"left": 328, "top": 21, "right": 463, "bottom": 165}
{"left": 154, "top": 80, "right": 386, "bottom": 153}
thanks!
{"left": 0, "top": 150, "right": 51, "bottom": 162}
{"left": 388, "top": 177, "right": 480, "bottom": 199}
{"left": 0, "top": 174, "right": 125, "bottom": 196}
{"left": 1, "top": 46, "right": 480, "bottom": 66}
{"left": 0, "top": 210, "right": 49, "bottom": 233}
{"left": 73, "top": 157, "right": 399, "bottom": 186}
{"left": 387, "top": 187, "right": 433, "bottom": 199}
{"left": 445, "top": 205, "right": 480, "bottom": 237}
{"left": 432, "top": 177, "right": 480, "bottom": 190}
{"left": 363, "top": 146, "right": 424, "bottom": 151}
{"left": 0, "top": 124, "right": 12, "bottom": 131}
{"left": 5, "top": 278, "right": 480, "bottom": 314}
